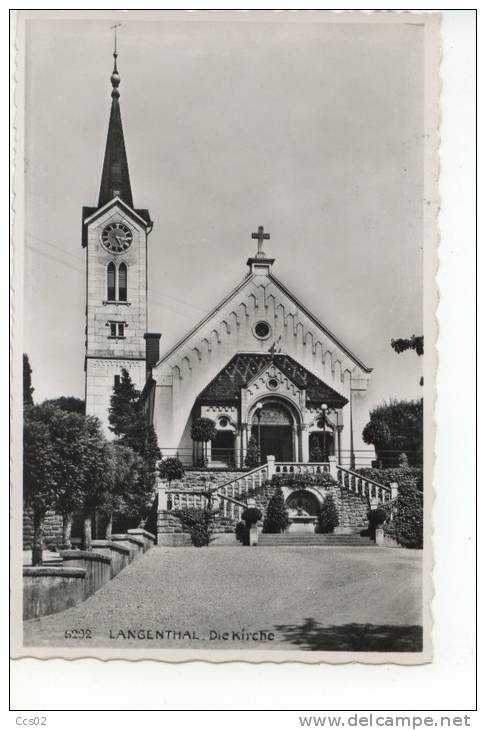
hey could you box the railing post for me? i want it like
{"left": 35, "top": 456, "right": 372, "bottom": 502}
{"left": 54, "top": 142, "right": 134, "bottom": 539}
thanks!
{"left": 390, "top": 482, "right": 399, "bottom": 500}
{"left": 266, "top": 454, "right": 275, "bottom": 480}
{"left": 157, "top": 481, "right": 168, "bottom": 511}
{"left": 328, "top": 455, "right": 338, "bottom": 479}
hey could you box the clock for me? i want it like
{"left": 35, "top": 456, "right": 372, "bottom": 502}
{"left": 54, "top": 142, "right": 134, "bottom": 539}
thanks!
{"left": 100, "top": 222, "right": 133, "bottom": 254}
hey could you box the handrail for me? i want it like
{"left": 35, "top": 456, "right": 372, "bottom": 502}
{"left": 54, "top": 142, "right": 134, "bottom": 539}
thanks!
{"left": 207, "top": 463, "right": 269, "bottom": 494}
{"left": 336, "top": 465, "right": 391, "bottom": 492}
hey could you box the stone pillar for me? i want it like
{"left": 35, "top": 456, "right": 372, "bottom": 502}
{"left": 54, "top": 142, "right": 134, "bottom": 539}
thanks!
{"left": 267, "top": 454, "right": 276, "bottom": 479}
{"left": 157, "top": 482, "right": 168, "bottom": 511}
{"left": 242, "top": 423, "right": 249, "bottom": 465}
{"left": 206, "top": 439, "right": 212, "bottom": 466}
{"left": 390, "top": 482, "right": 399, "bottom": 500}
{"left": 375, "top": 527, "right": 384, "bottom": 546}
{"left": 328, "top": 455, "right": 338, "bottom": 479}
{"left": 301, "top": 424, "right": 309, "bottom": 463}
{"left": 369, "top": 496, "right": 379, "bottom": 510}
{"left": 235, "top": 429, "right": 241, "bottom": 468}
{"left": 292, "top": 425, "right": 299, "bottom": 462}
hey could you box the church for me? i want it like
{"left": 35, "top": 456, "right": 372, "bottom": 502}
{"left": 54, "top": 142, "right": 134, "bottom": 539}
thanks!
{"left": 83, "top": 50, "right": 375, "bottom": 476}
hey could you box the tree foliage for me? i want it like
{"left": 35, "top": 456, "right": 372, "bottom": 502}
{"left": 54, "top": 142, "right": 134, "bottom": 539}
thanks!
{"left": 391, "top": 335, "right": 424, "bottom": 356}
{"left": 315, "top": 493, "right": 339, "bottom": 534}
{"left": 262, "top": 486, "right": 289, "bottom": 534}
{"left": 108, "top": 368, "right": 161, "bottom": 521}
{"left": 362, "top": 399, "right": 423, "bottom": 467}
{"left": 43, "top": 396, "right": 85, "bottom": 414}
{"left": 23, "top": 405, "right": 60, "bottom": 564}
{"left": 23, "top": 354, "right": 34, "bottom": 406}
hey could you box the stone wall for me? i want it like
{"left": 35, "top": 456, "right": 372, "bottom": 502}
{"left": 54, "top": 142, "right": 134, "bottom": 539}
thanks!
{"left": 23, "top": 508, "right": 63, "bottom": 551}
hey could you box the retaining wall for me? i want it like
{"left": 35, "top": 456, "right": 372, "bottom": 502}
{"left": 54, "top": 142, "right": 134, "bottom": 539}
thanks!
{"left": 23, "top": 566, "right": 86, "bottom": 620}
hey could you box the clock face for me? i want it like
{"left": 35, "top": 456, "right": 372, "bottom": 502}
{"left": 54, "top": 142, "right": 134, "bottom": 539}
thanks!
{"left": 100, "top": 222, "right": 133, "bottom": 254}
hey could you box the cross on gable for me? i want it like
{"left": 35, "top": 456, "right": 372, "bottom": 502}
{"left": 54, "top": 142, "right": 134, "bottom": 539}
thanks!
{"left": 251, "top": 225, "right": 270, "bottom": 256}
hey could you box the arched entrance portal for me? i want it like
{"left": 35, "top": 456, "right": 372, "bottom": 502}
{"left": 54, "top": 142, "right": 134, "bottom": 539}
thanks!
{"left": 251, "top": 400, "right": 295, "bottom": 462}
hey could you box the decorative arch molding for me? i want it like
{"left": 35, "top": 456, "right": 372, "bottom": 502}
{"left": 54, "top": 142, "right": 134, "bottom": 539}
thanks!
{"left": 246, "top": 393, "right": 303, "bottom": 428}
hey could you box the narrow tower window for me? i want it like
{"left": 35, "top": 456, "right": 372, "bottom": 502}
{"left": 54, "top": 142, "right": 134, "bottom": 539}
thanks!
{"left": 118, "top": 263, "right": 127, "bottom": 301}
{"left": 107, "top": 262, "right": 116, "bottom": 301}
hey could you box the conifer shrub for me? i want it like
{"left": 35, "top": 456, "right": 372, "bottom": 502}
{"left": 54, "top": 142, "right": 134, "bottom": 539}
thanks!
{"left": 262, "top": 486, "right": 289, "bottom": 533}
{"left": 315, "top": 494, "right": 339, "bottom": 534}
{"left": 245, "top": 436, "right": 259, "bottom": 468}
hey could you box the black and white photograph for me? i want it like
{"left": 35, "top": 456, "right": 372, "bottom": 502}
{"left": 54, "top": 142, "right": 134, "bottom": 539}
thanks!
{"left": 11, "top": 10, "right": 440, "bottom": 663}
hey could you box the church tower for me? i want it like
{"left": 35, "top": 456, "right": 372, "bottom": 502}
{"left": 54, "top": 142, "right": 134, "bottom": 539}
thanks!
{"left": 82, "top": 43, "right": 154, "bottom": 432}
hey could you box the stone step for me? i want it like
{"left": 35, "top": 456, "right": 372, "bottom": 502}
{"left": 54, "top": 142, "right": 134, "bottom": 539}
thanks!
{"left": 258, "top": 533, "right": 374, "bottom": 547}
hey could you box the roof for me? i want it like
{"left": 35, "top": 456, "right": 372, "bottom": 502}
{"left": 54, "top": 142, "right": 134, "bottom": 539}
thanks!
{"left": 157, "top": 269, "right": 371, "bottom": 373}
{"left": 197, "top": 353, "right": 348, "bottom": 408}
{"left": 98, "top": 92, "right": 133, "bottom": 209}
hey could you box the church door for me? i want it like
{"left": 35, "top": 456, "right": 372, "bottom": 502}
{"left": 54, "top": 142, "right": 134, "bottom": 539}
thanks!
{"left": 251, "top": 402, "right": 294, "bottom": 462}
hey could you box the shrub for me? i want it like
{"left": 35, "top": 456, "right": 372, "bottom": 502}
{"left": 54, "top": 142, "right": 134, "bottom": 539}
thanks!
{"left": 367, "top": 507, "right": 388, "bottom": 527}
{"left": 316, "top": 494, "right": 339, "bottom": 534}
{"left": 393, "top": 482, "right": 423, "bottom": 549}
{"left": 245, "top": 436, "right": 259, "bottom": 468}
{"left": 357, "top": 467, "right": 423, "bottom": 492}
{"left": 262, "top": 486, "right": 289, "bottom": 533}
{"left": 235, "top": 521, "right": 248, "bottom": 544}
{"left": 242, "top": 507, "right": 262, "bottom": 526}
{"left": 159, "top": 456, "right": 184, "bottom": 484}
{"left": 175, "top": 508, "right": 214, "bottom": 547}
{"left": 270, "top": 472, "right": 337, "bottom": 489}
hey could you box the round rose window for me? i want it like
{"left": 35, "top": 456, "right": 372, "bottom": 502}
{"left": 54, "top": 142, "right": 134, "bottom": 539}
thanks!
{"left": 267, "top": 377, "right": 279, "bottom": 390}
{"left": 254, "top": 321, "right": 271, "bottom": 339}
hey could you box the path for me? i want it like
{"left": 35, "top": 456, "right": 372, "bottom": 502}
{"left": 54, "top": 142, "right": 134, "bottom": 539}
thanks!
{"left": 24, "top": 546, "right": 423, "bottom": 652}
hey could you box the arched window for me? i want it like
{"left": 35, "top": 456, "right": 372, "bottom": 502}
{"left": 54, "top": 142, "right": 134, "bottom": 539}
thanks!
{"left": 107, "top": 262, "right": 116, "bottom": 301}
{"left": 118, "top": 263, "right": 127, "bottom": 302}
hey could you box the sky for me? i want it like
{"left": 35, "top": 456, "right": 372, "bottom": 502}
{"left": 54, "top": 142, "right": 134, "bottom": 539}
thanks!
{"left": 23, "top": 13, "right": 424, "bottom": 411}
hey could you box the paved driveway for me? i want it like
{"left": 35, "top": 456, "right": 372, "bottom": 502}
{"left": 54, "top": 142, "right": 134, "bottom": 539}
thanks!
{"left": 24, "top": 546, "right": 422, "bottom": 652}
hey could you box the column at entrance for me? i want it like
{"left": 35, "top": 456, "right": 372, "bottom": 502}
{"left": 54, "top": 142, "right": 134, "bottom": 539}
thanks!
{"left": 301, "top": 424, "right": 309, "bottom": 463}
{"left": 292, "top": 425, "right": 299, "bottom": 462}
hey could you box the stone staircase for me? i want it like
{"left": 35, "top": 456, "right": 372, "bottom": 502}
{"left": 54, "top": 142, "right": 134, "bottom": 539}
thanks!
{"left": 258, "top": 531, "right": 375, "bottom": 547}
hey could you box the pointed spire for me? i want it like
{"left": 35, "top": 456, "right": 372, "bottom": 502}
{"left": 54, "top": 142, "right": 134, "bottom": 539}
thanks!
{"left": 98, "top": 27, "right": 133, "bottom": 209}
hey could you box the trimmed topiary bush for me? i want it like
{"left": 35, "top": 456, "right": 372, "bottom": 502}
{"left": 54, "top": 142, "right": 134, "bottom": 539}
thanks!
{"left": 367, "top": 507, "right": 388, "bottom": 527}
{"left": 242, "top": 507, "right": 262, "bottom": 526}
{"left": 315, "top": 494, "right": 339, "bottom": 534}
{"left": 159, "top": 456, "right": 184, "bottom": 484}
{"left": 262, "top": 486, "right": 289, "bottom": 533}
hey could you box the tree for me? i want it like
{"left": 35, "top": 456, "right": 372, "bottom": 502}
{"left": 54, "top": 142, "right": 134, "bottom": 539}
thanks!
{"left": 49, "top": 409, "right": 91, "bottom": 549}
{"left": 391, "top": 335, "right": 424, "bottom": 356}
{"left": 99, "top": 443, "right": 140, "bottom": 538}
{"left": 245, "top": 436, "right": 259, "bottom": 468}
{"left": 43, "top": 396, "right": 85, "bottom": 414}
{"left": 78, "top": 416, "right": 113, "bottom": 551}
{"left": 108, "top": 369, "right": 161, "bottom": 524}
{"left": 362, "top": 399, "right": 423, "bottom": 467}
{"left": 23, "top": 405, "right": 59, "bottom": 565}
{"left": 315, "top": 494, "right": 339, "bottom": 534}
{"left": 190, "top": 417, "right": 217, "bottom": 465}
{"left": 159, "top": 456, "right": 184, "bottom": 485}
{"left": 391, "top": 334, "right": 424, "bottom": 385}
{"left": 262, "top": 486, "right": 289, "bottom": 534}
{"left": 23, "top": 354, "right": 34, "bottom": 406}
